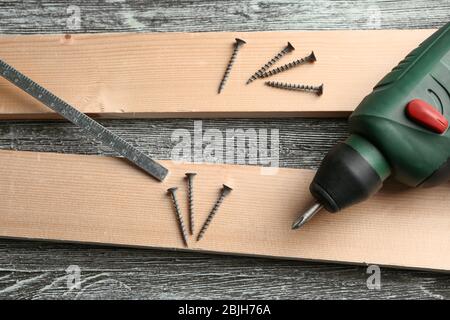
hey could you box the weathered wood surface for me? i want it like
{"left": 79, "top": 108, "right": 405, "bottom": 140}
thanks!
{"left": 0, "top": 0, "right": 449, "bottom": 300}
{"left": 0, "top": 0, "right": 448, "bottom": 33}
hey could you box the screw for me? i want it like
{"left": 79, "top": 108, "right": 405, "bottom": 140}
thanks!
{"left": 265, "top": 81, "right": 324, "bottom": 96}
{"left": 259, "top": 51, "right": 316, "bottom": 78}
{"left": 218, "top": 38, "right": 246, "bottom": 94}
{"left": 185, "top": 172, "right": 197, "bottom": 235}
{"left": 167, "top": 187, "right": 189, "bottom": 247}
{"left": 197, "top": 184, "right": 233, "bottom": 241}
{"left": 246, "top": 42, "right": 295, "bottom": 85}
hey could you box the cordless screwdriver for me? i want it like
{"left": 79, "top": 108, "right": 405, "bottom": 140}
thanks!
{"left": 293, "top": 21, "right": 450, "bottom": 229}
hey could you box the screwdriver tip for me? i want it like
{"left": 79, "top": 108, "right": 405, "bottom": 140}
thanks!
{"left": 291, "top": 216, "right": 307, "bottom": 230}
{"left": 292, "top": 202, "right": 323, "bottom": 230}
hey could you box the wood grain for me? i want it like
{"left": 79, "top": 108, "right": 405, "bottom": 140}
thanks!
{"left": 0, "top": 30, "right": 434, "bottom": 119}
{"left": 0, "top": 0, "right": 449, "bottom": 300}
{"left": 0, "top": 0, "right": 447, "bottom": 34}
{"left": 0, "top": 149, "right": 448, "bottom": 271}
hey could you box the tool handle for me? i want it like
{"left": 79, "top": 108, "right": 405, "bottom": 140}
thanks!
{"left": 375, "top": 21, "right": 450, "bottom": 90}
{"left": 350, "top": 21, "right": 450, "bottom": 187}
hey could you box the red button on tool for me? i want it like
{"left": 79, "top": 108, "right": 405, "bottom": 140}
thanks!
{"left": 406, "top": 99, "right": 448, "bottom": 134}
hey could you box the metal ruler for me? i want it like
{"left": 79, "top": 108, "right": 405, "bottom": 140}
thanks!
{"left": 0, "top": 59, "right": 168, "bottom": 181}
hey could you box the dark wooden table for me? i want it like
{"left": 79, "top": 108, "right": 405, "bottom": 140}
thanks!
{"left": 0, "top": 0, "right": 449, "bottom": 300}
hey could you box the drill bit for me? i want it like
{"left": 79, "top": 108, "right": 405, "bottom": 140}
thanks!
{"left": 259, "top": 51, "right": 316, "bottom": 78}
{"left": 167, "top": 187, "right": 189, "bottom": 247}
{"left": 197, "top": 184, "right": 232, "bottom": 241}
{"left": 246, "top": 42, "right": 295, "bottom": 85}
{"left": 292, "top": 202, "right": 323, "bottom": 229}
{"left": 265, "top": 81, "right": 324, "bottom": 96}
{"left": 218, "top": 38, "right": 246, "bottom": 94}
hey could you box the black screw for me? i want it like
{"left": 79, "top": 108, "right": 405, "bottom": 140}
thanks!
{"left": 185, "top": 172, "right": 197, "bottom": 235}
{"left": 197, "top": 185, "right": 233, "bottom": 241}
{"left": 246, "top": 42, "right": 295, "bottom": 85}
{"left": 260, "top": 51, "right": 316, "bottom": 78}
{"left": 167, "top": 187, "right": 189, "bottom": 247}
{"left": 265, "top": 81, "right": 324, "bottom": 96}
{"left": 218, "top": 38, "right": 246, "bottom": 94}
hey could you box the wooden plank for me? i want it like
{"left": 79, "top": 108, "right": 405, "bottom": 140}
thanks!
{"left": 0, "top": 29, "right": 435, "bottom": 119}
{"left": 0, "top": 149, "right": 448, "bottom": 271}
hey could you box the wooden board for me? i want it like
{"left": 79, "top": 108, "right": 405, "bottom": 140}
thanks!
{"left": 0, "top": 29, "right": 435, "bottom": 119}
{"left": 0, "top": 149, "right": 448, "bottom": 271}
